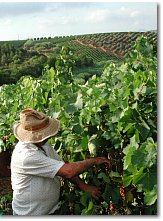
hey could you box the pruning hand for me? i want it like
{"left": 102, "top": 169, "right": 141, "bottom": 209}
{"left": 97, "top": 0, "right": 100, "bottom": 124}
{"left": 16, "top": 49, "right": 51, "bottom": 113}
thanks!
{"left": 82, "top": 184, "right": 102, "bottom": 201}
{"left": 95, "top": 157, "right": 111, "bottom": 169}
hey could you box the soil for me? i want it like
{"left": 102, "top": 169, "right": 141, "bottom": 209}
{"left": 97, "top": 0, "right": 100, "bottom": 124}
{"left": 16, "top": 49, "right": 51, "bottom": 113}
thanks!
{"left": 0, "top": 151, "right": 11, "bottom": 177}
{"left": 0, "top": 176, "right": 12, "bottom": 196}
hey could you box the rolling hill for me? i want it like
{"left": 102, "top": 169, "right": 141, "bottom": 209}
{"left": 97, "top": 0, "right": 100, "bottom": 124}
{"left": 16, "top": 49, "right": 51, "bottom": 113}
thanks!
{"left": 0, "top": 31, "right": 157, "bottom": 85}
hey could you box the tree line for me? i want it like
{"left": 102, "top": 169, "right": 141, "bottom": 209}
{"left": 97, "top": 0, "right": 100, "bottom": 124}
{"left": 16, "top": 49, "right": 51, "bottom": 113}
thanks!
{"left": 0, "top": 42, "right": 95, "bottom": 85}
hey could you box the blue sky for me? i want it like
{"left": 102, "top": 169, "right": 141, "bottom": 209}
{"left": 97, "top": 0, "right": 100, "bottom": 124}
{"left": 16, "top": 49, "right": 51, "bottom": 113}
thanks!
{"left": 0, "top": 1, "right": 158, "bottom": 41}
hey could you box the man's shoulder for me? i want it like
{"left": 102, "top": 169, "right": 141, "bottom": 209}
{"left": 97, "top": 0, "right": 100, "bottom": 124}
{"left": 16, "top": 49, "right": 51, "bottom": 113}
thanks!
{"left": 12, "top": 142, "right": 42, "bottom": 167}
{"left": 13, "top": 141, "right": 39, "bottom": 156}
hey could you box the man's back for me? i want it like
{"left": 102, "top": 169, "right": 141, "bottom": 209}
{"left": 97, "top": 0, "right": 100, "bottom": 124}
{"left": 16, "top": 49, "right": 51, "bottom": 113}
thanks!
{"left": 11, "top": 141, "right": 64, "bottom": 215}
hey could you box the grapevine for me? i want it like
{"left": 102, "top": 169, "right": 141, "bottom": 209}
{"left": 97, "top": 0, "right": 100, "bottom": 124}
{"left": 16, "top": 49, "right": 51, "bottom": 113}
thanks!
{"left": 0, "top": 36, "right": 157, "bottom": 215}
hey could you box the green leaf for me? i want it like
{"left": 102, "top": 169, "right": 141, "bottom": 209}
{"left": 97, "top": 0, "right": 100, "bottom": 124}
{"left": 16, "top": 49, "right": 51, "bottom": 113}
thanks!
{"left": 130, "top": 134, "right": 139, "bottom": 148}
{"left": 133, "top": 167, "right": 146, "bottom": 184}
{"left": 135, "top": 121, "right": 150, "bottom": 141}
{"left": 0, "top": 138, "right": 3, "bottom": 147}
{"left": 109, "top": 103, "right": 117, "bottom": 111}
{"left": 123, "top": 144, "right": 136, "bottom": 170}
{"left": 80, "top": 192, "right": 91, "bottom": 207}
{"left": 9, "top": 134, "right": 16, "bottom": 143}
{"left": 88, "top": 200, "right": 93, "bottom": 211}
{"left": 131, "top": 149, "right": 146, "bottom": 169}
{"left": 81, "top": 136, "right": 88, "bottom": 150}
{"left": 111, "top": 187, "right": 121, "bottom": 203}
{"left": 102, "top": 131, "right": 111, "bottom": 140}
{"left": 65, "top": 104, "right": 77, "bottom": 113}
{"left": 123, "top": 123, "right": 134, "bottom": 133}
{"left": 0, "top": 210, "right": 5, "bottom": 215}
{"left": 109, "top": 171, "right": 121, "bottom": 178}
{"left": 102, "top": 183, "right": 112, "bottom": 203}
{"left": 91, "top": 115, "right": 101, "bottom": 125}
{"left": 120, "top": 108, "right": 139, "bottom": 124}
{"left": 81, "top": 200, "right": 94, "bottom": 215}
{"left": 123, "top": 174, "right": 133, "bottom": 187}
{"left": 144, "top": 138, "right": 157, "bottom": 168}
{"left": 87, "top": 88, "right": 93, "bottom": 96}
{"left": 88, "top": 142, "right": 97, "bottom": 156}
{"left": 74, "top": 146, "right": 83, "bottom": 153}
{"left": 144, "top": 185, "right": 157, "bottom": 205}
{"left": 73, "top": 124, "right": 83, "bottom": 134}
{"left": 132, "top": 137, "right": 157, "bottom": 169}
{"left": 140, "top": 166, "right": 157, "bottom": 191}
{"left": 102, "top": 183, "right": 120, "bottom": 203}
{"left": 0, "top": 138, "right": 4, "bottom": 152}
{"left": 74, "top": 203, "right": 82, "bottom": 215}
{"left": 98, "top": 172, "right": 110, "bottom": 183}
{"left": 75, "top": 93, "right": 83, "bottom": 110}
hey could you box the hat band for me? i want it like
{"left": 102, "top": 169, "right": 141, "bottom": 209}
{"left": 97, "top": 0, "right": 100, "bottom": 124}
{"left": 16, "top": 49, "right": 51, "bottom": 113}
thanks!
{"left": 22, "top": 118, "right": 50, "bottom": 131}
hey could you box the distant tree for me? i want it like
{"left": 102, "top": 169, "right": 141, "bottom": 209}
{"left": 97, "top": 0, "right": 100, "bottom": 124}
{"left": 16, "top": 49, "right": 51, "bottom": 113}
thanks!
{"left": 75, "top": 55, "right": 94, "bottom": 67}
{"left": 1, "top": 54, "right": 7, "bottom": 66}
{"left": 10, "top": 51, "right": 15, "bottom": 59}
{"left": 13, "top": 55, "right": 21, "bottom": 64}
{"left": 38, "top": 55, "right": 47, "bottom": 64}
{"left": 47, "top": 55, "right": 56, "bottom": 67}
{"left": 98, "top": 42, "right": 103, "bottom": 47}
{"left": 24, "top": 39, "right": 34, "bottom": 49}
{"left": 54, "top": 46, "right": 61, "bottom": 54}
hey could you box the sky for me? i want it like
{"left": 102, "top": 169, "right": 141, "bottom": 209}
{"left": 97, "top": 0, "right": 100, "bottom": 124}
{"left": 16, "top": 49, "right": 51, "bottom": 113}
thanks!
{"left": 0, "top": 1, "right": 158, "bottom": 41}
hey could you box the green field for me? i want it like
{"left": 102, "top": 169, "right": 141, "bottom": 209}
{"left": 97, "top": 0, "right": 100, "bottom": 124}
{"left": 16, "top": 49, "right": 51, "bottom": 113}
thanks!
{"left": 0, "top": 31, "right": 157, "bottom": 85}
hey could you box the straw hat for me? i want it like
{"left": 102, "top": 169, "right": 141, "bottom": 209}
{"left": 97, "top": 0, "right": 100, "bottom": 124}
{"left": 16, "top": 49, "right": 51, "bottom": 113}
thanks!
{"left": 14, "top": 108, "right": 60, "bottom": 143}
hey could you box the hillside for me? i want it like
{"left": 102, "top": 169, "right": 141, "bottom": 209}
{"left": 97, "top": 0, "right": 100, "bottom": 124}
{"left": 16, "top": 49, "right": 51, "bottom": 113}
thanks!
{"left": 0, "top": 31, "right": 157, "bottom": 85}
{"left": 0, "top": 31, "right": 157, "bottom": 57}
{"left": 23, "top": 31, "right": 157, "bottom": 60}
{"left": 76, "top": 31, "right": 157, "bottom": 58}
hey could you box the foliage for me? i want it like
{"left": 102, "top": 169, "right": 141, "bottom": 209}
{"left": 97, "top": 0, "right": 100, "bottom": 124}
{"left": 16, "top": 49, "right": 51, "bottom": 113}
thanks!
{"left": 0, "top": 36, "right": 157, "bottom": 215}
{"left": 0, "top": 42, "right": 47, "bottom": 85}
{"left": 0, "top": 31, "right": 157, "bottom": 85}
{"left": 0, "top": 192, "right": 13, "bottom": 215}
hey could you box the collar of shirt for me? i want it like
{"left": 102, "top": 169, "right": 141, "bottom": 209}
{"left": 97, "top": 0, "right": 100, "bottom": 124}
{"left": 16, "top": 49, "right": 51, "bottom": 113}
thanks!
{"left": 16, "top": 141, "right": 39, "bottom": 151}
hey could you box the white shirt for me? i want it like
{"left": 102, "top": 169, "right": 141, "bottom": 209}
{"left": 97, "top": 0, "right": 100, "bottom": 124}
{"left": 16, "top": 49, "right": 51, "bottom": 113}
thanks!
{"left": 11, "top": 141, "right": 65, "bottom": 215}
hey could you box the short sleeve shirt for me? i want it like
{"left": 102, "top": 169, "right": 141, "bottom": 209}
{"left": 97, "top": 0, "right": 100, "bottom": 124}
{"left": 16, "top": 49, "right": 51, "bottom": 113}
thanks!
{"left": 11, "top": 141, "right": 65, "bottom": 215}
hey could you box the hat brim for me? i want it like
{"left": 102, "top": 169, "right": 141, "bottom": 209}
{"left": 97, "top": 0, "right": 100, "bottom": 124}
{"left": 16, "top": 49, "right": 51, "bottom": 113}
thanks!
{"left": 14, "top": 118, "right": 60, "bottom": 143}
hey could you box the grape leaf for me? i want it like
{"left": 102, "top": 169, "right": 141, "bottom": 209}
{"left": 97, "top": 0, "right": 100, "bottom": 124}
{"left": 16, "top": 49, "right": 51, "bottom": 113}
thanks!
{"left": 123, "top": 144, "right": 136, "bottom": 170}
{"left": 144, "top": 185, "right": 157, "bottom": 205}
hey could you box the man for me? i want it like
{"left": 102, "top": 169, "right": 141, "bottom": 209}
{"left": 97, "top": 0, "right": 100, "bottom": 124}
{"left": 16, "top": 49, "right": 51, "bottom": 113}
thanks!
{"left": 11, "top": 108, "right": 110, "bottom": 215}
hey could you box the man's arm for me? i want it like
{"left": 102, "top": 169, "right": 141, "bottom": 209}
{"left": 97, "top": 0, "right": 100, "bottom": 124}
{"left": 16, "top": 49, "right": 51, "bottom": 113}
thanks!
{"left": 56, "top": 157, "right": 110, "bottom": 179}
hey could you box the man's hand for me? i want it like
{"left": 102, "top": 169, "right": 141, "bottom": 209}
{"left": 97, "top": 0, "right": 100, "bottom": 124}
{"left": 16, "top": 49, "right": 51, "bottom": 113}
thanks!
{"left": 95, "top": 157, "right": 111, "bottom": 169}
{"left": 69, "top": 176, "right": 102, "bottom": 201}
{"left": 81, "top": 184, "right": 102, "bottom": 201}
